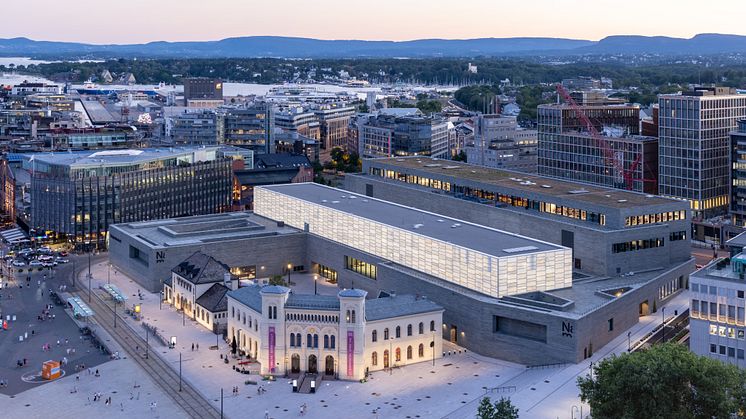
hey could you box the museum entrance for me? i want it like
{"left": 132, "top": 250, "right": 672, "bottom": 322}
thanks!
{"left": 307, "top": 355, "right": 318, "bottom": 374}
{"left": 450, "top": 325, "right": 458, "bottom": 343}
{"left": 325, "top": 355, "right": 334, "bottom": 376}
{"left": 291, "top": 354, "right": 300, "bottom": 374}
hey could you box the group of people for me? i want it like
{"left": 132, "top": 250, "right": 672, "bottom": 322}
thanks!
{"left": 256, "top": 385, "right": 267, "bottom": 395}
{"left": 299, "top": 403, "right": 309, "bottom": 416}
{"left": 231, "top": 385, "right": 240, "bottom": 396}
{"left": 191, "top": 343, "right": 200, "bottom": 351}
{"left": 92, "top": 392, "right": 113, "bottom": 405}
{"left": 15, "top": 358, "right": 27, "bottom": 368}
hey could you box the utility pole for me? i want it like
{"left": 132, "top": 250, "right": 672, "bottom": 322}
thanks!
{"left": 220, "top": 388, "right": 224, "bottom": 419}
{"left": 662, "top": 307, "right": 666, "bottom": 343}
{"left": 146, "top": 328, "right": 149, "bottom": 359}
{"left": 179, "top": 352, "right": 182, "bottom": 392}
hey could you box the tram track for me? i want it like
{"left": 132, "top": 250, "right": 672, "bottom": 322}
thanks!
{"left": 70, "top": 264, "right": 221, "bottom": 419}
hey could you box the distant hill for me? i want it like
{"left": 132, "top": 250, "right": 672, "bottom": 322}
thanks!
{"left": 0, "top": 34, "right": 745, "bottom": 59}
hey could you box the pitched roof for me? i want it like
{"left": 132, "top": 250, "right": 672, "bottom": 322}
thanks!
{"left": 365, "top": 295, "right": 443, "bottom": 321}
{"left": 235, "top": 168, "right": 299, "bottom": 186}
{"left": 195, "top": 283, "right": 230, "bottom": 313}
{"left": 172, "top": 251, "right": 231, "bottom": 285}
{"left": 227, "top": 285, "right": 263, "bottom": 313}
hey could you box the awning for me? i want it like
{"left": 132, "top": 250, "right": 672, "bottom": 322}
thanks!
{"left": 102, "top": 284, "right": 127, "bottom": 303}
{"left": 67, "top": 297, "right": 94, "bottom": 317}
{"left": 0, "top": 228, "right": 27, "bottom": 243}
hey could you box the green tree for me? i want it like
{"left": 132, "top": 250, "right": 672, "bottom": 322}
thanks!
{"left": 416, "top": 99, "right": 442, "bottom": 114}
{"left": 476, "top": 397, "right": 519, "bottom": 419}
{"left": 493, "top": 398, "right": 519, "bottom": 419}
{"left": 477, "top": 397, "right": 496, "bottom": 419}
{"left": 578, "top": 343, "right": 746, "bottom": 419}
{"left": 453, "top": 150, "right": 467, "bottom": 162}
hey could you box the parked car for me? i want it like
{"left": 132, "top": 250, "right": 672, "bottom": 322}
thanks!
{"left": 42, "top": 261, "right": 56, "bottom": 268}
{"left": 56, "top": 258, "right": 69, "bottom": 264}
{"left": 11, "top": 260, "right": 25, "bottom": 267}
{"left": 29, "top": 261, "right": 43, "bottom": 267}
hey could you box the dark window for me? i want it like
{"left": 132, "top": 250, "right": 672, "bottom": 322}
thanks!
{"left": 344, "top": 256, "right": 377, "bottom": 280}
{"left": 608, "top": 318, "right": 614, "bottom": 332}
{"left": 395, "top": 326, "right": 401, "bottom": 338}
{"left": 407, "top": 324, "right": 412, "bottom": 336}
{"left": 430, "top": 320, "right": 435, "bottom": 332}
{"left": 372, "top": 330, "right": 377, "bottom": 342}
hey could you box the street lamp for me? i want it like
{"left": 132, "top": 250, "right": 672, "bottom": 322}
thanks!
{"left": 179, "top": 352, "right": 182, "bottom": 392}
{"left": 662, "top": 307, "right": 666, "bottom": 343}
{"left": 286, "top": 263, "right": 292, "bottom": 284}
{"left": 107, "top": 263, "right": 110, "bottom": 285}
{"left": 314, "top": 274, "right": 318, "bottom": 295}
{"left": 627, "top": 331, "right": 631, "bottom": 352}
{"left": 431, "top": 332, "right": 435, "bottom": 367}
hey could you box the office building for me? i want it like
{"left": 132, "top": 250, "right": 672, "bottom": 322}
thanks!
{"left": 183, "top": 77, "right": 224, "bottom": 108}
{"left": 537, "top": 104, "right": 658, "bottom": 193}
{"left": 358, "top": 113, "right": 449, "bottom": 159}
{"left": 274, "top": 108, "right": 321, "bottom": 141}
{"left": 465, "top": 114, "right": 537, "bottom": 172}
{"left": 27, "top": 147, "right": 231, "bottom": 249}
{"left": 658, "top": 87, "right": 746, "bottom": 217}
{"left": 731, "top": 120, "right": 746, "bottom": 227}
{"left": 222, "top": 105, "right": 274, "bottom": 153}
{"left": 165, "top": 110, "right": 224, "bottom": 145}
{"left": 689, "top": 255, "right": 746, "bottom": 368}
{"left": 314, "top": 105, "right": 356, "bottom": 153}
{"left": 110, "top": 183, "right": 691, "bottom": 365}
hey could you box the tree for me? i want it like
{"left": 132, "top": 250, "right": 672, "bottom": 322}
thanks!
{"left": 578, "top": 343, "right": 746, "bottom": 419}
{"left": 477, "top": 397, "right": 495, "bottom": 419}
{"left": 453, "top": 150, "right": 467, "bottom": 162}
{"left": 493, "top": 398, "right": 519, "bottom": 419}
{"left": 477, "top": 397, "right": 519, "bottom": 419}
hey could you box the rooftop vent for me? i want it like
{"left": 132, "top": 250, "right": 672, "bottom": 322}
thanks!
{"left": 503, "top": 246, "right": 539, "bottom": 253}
{"left": 568, "top": 189, "right": 589, "bottom": 194}
{"left": 321, "top": 199, "right": 328, "bottom": 203}
{"left": 424, "top": 163, "right": 442, "bottom": 167}
{"left": 413, "top": 224, "right": 424, "bottom": 229}
{"left": 617, "top": 199, "right": 628, "bottom": 203}
{"left": 395, "top": 159, "right": 405, "bottom": 162}
{"left": 436, "top": 219, "right": 444, "bottom": 223}
{"left": 331, "top": 200, "right": 340, "bottom": 204}
{"left": 451, "top": 223, "right": 461, "bottom": 228}
{"left": 443, "top": 166, "right": 460, "bottom": 169}
{"left": 541, "top": 184, "right": 552, "bottom": 188}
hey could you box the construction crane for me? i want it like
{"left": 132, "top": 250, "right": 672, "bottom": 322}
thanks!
{"left": 554, "top": 83, "right": 656, "bottom": 191}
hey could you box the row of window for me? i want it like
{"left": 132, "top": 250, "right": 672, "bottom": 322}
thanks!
{"left": 708, "top": 324, "right": 746, "bottom": 339}
{"left": 371, "top": 344, "right": 427, "bottom": 366}
{"left": 231, "top": 306, "right": 258, "bottom": 331}
{"left": 289, "top": 333, "right": 337, "bottom": 349}
{"left": 692, "top": 300, "right": 746, "bottom": 324}
{"left": 691, "top": 283, "right": 746, "bottom": 299}
{"left": 371, "top": 321, "right": 435, "bottom": 342}
{"left": 670, "top": 231, "right": 687, "bottom": 241}
{"left": 709, "top": 344, "right": 745, "bottom": 360}
{"left": 345, "top": 256, "right": 377, "bottom": 280}
{"left": 624, "top": 211, "right": 687, "bottom": 227}
{"left": 611, "top": 237, "right": 665, "bottom": 254}
{"left": 286, "top": 312, "right": 339, "bottom": 323}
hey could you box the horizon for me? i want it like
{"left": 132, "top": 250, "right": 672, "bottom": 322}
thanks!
{"left": 3, "top": 0, "right": 746, "bottom": 44}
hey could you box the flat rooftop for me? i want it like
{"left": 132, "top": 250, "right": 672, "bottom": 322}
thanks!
{"left": 259, "top": 183, "right": 563, "bottom": 258}
{"left": 26, "top": 147, "right": 220, "bottom": 168}
{"left": 110, "top": 212, "right": 300, "bottom": 249}
{"left": 367, "top": 157, "right": 680, "bottom": 209}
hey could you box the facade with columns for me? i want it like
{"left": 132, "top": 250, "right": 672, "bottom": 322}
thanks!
{"left": 226, "top": 285, "right": 443, "bottom": 380}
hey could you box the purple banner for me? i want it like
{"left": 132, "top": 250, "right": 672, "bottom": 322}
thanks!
{"left": 347, "top": 331, "right": 354, "bottom": 377}
{"left": 268, "top": 326, "right": 276, "bottom": 373}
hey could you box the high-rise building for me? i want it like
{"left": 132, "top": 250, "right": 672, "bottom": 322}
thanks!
{"left": 358, "top": 113, "right": 449, "bottom": 158}
{"left": 314, "top": 104, "right": 356, "bottom": 152}
{"left": 730, "top": 120, "right": 746, "bottom": 227}
{"left": 658, "top": 87, "right": 746, "bottom": 218}
{"left": 537, "top": 104, "right": 657, "bottom": 193}
{"left": 26, "top": 147, "right": 232, "bottom": 249}
{"left": 274, "top": 108, "right": 321, "bottom": 141}
{"left": 222, "top": 105, "right": 274, "bottom": 154}
{"left": 465, "top": 114, "right": 537, "bottom": 172}
{"left": 166, "top": 110, "right": 224, "bottom": 145}
{"left": 182, "top": 77, "right": 224, "bottom": 108}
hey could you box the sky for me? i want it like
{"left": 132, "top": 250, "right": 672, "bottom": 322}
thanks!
{"left": 3, "top": 0, "right": 746, "bottom": 44}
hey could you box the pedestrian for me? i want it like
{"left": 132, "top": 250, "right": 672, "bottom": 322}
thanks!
{"left": 265, "top": 409, "right": 270, "bottom": 419}
{"left": 196, "top": 343, "right": 199, "bottom": 351}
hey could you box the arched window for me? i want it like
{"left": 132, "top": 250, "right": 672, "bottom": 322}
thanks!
{"left": 296, "top": 333, "right": 302, "bottom": 346}
{"left": 407, "top": 324, "right": 412, "bottom": 336}
{"left": 395, "top": 326, "right": 401, "bottom": 338}
{"left": 395, "top": 347, "right": 401, "bottom": 362}
{"left": 372, "top": 330, "right": 378, "bottom": 342}
{"left": 419, "top": 322, "right": 424, "bottom": 334}
{"left": 330, "top": 335, "right": 336, "bottom": 349}
{"left": 407, "top": 346, "right": 413, "bottom": 360}
{"left": 430, "top": 320, "right": 435, "bottom": 332}
{"left": 346, "top": 310, "right": 351, "bottom": 323}
{"left": 290, "top": 334, "right": 296, "bottom": 347}
{"left": 313, "top": 334, "right": 319, "bottom": 348}
{"left": 351, "top": 310, "right": 356, "bottom": 323}
{"left": 418, "top": 343, "right": 424, "bottom": 358}
{"left": 307, "top": 333, "right": 312, "bottom": 348}
{"left": 384, "top": 328, "right": 389, "bottom": 340}
{"left": 372, "top": 351, "right": 378, "bottom": 366}
{"left": 324, "top": 335, "right": 329, "bottom": 349}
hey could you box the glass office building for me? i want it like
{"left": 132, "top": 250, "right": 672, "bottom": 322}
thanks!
{"left": 27, "top": 148, "right": 231, "bottom": 249}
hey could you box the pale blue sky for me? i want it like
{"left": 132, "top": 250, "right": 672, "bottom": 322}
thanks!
{"left": 3, "top": 0, "right": 745, "bottom": 43}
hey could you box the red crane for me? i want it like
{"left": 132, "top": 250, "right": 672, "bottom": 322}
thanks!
{"left": 554, "top": 84, "right": 656, "bottom": 191}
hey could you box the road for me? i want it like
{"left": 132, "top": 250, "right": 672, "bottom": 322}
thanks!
{"left": 67, "top": 254, "right": 221, "bottom": 419}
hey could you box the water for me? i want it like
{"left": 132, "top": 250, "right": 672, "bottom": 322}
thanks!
{"left": 0, "top": 57, "right": 104, "bottom": 67}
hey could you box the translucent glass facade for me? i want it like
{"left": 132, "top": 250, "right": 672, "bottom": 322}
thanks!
{"left": 254, "top": 187, "right": 572, "bottom": 298}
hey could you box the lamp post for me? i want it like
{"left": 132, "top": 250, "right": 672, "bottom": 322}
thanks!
{"left": 145, "top": 327, "right": 149, "bottom": 359}
{"left": 314, "top": 274, "right": 318, "bottom": 295}
{"left": 107, "top": 263, "right": 110, "bottom": 285}
{"left": 220, "top": 388, "right": 224, "bottom": 419}
{"left": 113, "top": 301, "right": 117, "bottom": 328}
{"left": 662, "top": 307, "right": 666, "bottom": 343}
{"left": 432, "top": 332, "right": 435, "bottom": 367}
{"left": 627, "top": 331, "right": 631, "bottom": 352}
{"left": 179, "top": 352, "right": 182, "bottom": 392}
{"left": 87, "top": 249, "right": 91, "bottom": 303}
{"left": 286, "top": 263, "right": 292, "bottom": 284}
